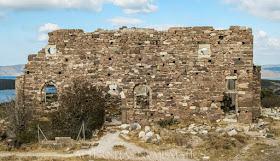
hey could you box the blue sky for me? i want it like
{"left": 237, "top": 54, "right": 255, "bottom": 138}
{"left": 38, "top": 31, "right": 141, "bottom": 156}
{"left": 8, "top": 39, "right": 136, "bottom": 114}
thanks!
{"left": 0, "top": 0, "right": 280, "bottom": 66}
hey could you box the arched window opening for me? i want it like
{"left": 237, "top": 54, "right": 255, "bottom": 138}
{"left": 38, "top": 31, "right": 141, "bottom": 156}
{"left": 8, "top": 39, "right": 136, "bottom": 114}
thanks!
{"left": 44, "top": 84, "right": 58, "bottom": 109}
{"left": 135, "top": 85, "right": 151, "bottom": 109}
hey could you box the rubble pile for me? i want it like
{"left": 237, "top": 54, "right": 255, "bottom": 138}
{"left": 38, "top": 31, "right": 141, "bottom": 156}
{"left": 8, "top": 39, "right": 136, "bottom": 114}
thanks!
{"left": 116, "top": 119, "right": 276, "bottom": 146}
{"left": 262, "top": 107, "right": 280, "bottom": 120}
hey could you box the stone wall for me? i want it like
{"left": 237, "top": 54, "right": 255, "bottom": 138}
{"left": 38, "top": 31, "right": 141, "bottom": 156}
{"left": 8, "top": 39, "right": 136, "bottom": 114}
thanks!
{"left": 15, "top": 26, "right": 261, "bottom": 123}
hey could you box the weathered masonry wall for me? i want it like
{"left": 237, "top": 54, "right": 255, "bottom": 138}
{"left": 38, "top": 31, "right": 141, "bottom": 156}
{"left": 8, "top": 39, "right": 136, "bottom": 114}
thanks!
{"left": 16, "top": 26, "right": 261, "bottom": 124}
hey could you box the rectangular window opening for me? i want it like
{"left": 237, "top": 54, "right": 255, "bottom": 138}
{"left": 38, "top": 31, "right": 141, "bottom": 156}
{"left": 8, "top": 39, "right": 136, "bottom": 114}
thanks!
{"left": 227, "top": 79, "right": 236, "bottom": 90}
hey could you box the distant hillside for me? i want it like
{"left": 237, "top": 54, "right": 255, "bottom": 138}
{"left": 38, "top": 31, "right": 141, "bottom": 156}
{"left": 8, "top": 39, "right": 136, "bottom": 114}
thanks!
{"left": 261, "top": 64, "right": 280, "bottom": 80}
{"left": 0, "top": 64, "right": 279, "bottom": 79}
{"left": 261, "top": 79, "right": 280, "bottom": 95}
{"left": 0, "top": 64, "right": 24, "bottom": 76}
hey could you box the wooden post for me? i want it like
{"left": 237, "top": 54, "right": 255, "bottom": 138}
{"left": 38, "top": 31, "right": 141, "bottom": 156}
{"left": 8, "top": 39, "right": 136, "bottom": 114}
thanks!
{"left": 37, "top": 125, "right": 40, "bottom": 144}
{"left": 82, "top": 121, "right": 85, "bottom": 141}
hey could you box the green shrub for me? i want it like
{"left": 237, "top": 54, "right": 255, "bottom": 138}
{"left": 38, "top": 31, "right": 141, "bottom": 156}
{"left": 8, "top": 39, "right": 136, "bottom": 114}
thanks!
{"left": 49, "top": 78, "right": 107, "bottom": 139}
{"left": 261, "top": 88, "right": 275, "bottom": 99}
{"left": 158, "top": 118, "right": 178, "bottom": 127}
{"left": 261, "top": 88, "right": 280, "bottom": 108}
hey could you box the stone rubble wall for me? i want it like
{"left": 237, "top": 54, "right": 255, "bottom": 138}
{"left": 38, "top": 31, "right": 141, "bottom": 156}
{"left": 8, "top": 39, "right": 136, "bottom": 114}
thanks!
{"left": 15, "top": 26, "right": 261, "bottom": 124}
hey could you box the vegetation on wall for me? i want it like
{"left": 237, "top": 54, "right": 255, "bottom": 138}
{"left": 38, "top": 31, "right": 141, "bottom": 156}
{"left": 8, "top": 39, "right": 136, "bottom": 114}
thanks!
{"left": 158, "top": 118, "right": 178, "bottom": 128}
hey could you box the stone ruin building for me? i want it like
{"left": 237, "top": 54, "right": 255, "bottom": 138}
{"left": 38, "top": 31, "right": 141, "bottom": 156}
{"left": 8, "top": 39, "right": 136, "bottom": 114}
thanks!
{"left": 15, "top": 26, "right": 261, "bottom": 124}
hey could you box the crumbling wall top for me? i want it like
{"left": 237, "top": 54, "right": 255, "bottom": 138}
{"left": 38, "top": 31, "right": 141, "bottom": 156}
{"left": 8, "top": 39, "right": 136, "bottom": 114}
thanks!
{"left": 46, "top": 26, "right": 252, "bottom": 38}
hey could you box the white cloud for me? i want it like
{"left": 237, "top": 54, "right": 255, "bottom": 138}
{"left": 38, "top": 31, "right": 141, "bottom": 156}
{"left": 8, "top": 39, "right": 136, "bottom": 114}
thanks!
{"left": 214, "top": 27, "right": 228, "bottom": 30}
{"left": 254, "top": 30, "right": 280, "bottom": 56}
{"left": 38, "top": 34, "right": 49, "bottom": 41}
{"left": 0, "top": 0, "right": 158, "bottom": 14}
{"left": 146, "top": 24, "right": 183, "bottom": 31}
{"left": 111, "top": 0, "right": 158, "bottom": 14}
{"left": 257, "top": 30, "right": 268, "bottom": 38}
{"left": 38, "top": 23, "right": 60, "bottom": 33}
{"left": 221, "top": 0, "right": 280, "bottom": 21}
{"left": 107, "top": 16, "right": 144, "bottom": 26}
{"left": 38, "top": 23, "right": 60, "bottom": 41}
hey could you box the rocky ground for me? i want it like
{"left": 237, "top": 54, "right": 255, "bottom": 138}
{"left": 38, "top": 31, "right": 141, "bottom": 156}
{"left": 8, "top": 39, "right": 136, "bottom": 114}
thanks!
{"left": 0, "top": 108, "right": 280, "bottom": 161}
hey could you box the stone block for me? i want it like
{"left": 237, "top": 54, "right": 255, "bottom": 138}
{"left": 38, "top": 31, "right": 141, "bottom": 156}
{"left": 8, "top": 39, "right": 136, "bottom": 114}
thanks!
{"left": 55, "top": 137, "right": 73, "bottom": 144}
{"left": 190, "top": 106, "right": 196, "bottom": 110}
{"left": 238, "top": 112, "right": 252, "bottom": 124}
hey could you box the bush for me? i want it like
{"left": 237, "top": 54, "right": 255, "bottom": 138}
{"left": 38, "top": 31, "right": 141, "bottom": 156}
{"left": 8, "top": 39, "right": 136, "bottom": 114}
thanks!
{"left": 261, "top": 88, "right": 280, "bottom": 108}
{"left": 158, "top": 118, "right": 178, "bottom": 128}
{"left": 0, "top": 102, "right": 7, "bottom": 119}
{"left": 49, "top": 78, "right": 107, "bottom": 139}
{"left": 261, "top": 88, "right": 275, "bottom": 99}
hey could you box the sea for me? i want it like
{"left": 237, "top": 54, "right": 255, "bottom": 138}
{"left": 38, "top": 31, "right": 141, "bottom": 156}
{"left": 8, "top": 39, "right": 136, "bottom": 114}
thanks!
{"left": 0, "top": 76, "right": 16, "bottom": 103}
{"left": 0, "top": 76, "right": 16, "bottom": 79}
{"left": 0, "top": 76, "right": 56, "bottom": 103}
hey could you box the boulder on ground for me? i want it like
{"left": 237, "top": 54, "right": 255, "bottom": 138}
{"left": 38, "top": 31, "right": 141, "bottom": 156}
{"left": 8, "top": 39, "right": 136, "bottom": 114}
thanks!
{"left": 120, "top": 133, "right": 131, "bottom": 140}
{"left": 141, "top": 136, "right": 152, "bottom": 143}
{"left": 223, "top": 118, "right": 238, "bottom": 123}
{"left": 245, "top": 131, "right": 259, "bottom": 137}
{"left": 155, "top": 134, "right": 161, "bottom": 140}
{"left": 151, "top": 138, "right": 158, "bottom": 144}
{"left": 227, "top": 129, "right": 237, "bottom": 136}
{"left": 201, "top": 130, "right": 208, "bottom": 134}
{"left": 145, "top": 126, "right": 151, "bottom": 132}
{"left": 139, "top": 131, "right": 145, "bottom": 138}
{"left": 129, "top": 123, "right": 141, "bottom": 131}
{"left": 121, "top": 130, "right": 129, "bottom": 134}
{"left": 120, "top": 124, "right": 130, "bottom": 130}
{"left": 128, "top": 131, "right": 137, "bottom": 137}
{"left": 145, "top": 131, "right": 154, "bottom": 137}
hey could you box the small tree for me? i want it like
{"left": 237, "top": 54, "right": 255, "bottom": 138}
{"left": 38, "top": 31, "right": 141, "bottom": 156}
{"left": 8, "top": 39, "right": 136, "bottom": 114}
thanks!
{"left": 3, "top": 100, "right": 36, "bottom": 147}
{"left": 261, "top": 88, "right": 275, "bottom": 99}
{"left": 49, "top": 78, "right": 107, "bottom": 139}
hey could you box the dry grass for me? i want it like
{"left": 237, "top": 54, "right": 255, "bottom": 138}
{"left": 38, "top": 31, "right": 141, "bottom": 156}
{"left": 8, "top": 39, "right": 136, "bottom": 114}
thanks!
{"left": 112, "top": 145, "right": 126, "bottom": 151}
{"left": 195, "top": 134, "right": 248, "bottom": 160}
{"left": 0, "top": 141, "right": 84, "bottom": 155}
{"left": 119, "top": 133, "right": 168, "bottom": 152}
{"left": 268, "top": 120, "right": 280, "bottom": 137}
{"left": 244, "top": 143, "right": 280, "bottom": 161}
{"left": 0, "top": 102, "right": 8, "bottom": 119}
